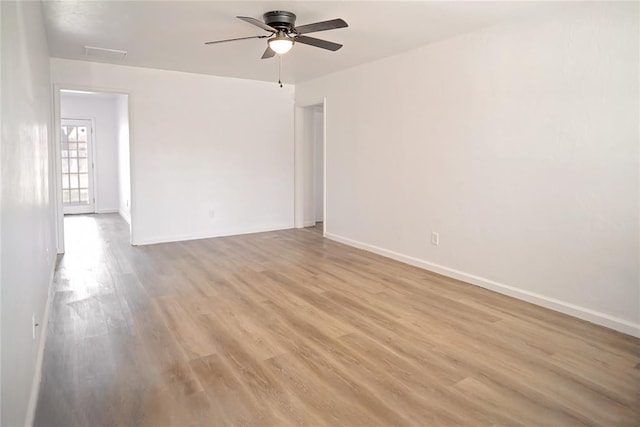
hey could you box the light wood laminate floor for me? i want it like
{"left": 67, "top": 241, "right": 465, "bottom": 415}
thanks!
{"left": 35, "top": 214, "right": 639, "bottom": 426}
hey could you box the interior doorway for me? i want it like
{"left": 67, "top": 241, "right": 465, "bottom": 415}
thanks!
{"left": 294, "top": 100, "right": 325, "bottom": 234}
{"left": 54, "top": 88, "right": 132, "bottom": 253}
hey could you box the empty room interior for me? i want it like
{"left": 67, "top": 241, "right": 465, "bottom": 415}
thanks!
{"left": 1, "top": 1, "right": 639, "bottom": 426}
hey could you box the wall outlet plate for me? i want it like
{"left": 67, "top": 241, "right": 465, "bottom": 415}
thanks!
{"left": 431, "top": 232, "right": 439, "bottom": 246}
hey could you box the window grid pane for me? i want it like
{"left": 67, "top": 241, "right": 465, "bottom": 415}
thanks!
{"left": 70, "top": 173, "right": 79, "bottom": 190}
{"left": 61, "top": 124, "right": 91, "bottom": 207}
{"left": 78, "top": 127, "right": 87, "bottom": 142}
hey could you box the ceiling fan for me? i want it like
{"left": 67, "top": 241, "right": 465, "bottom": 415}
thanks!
{"left": 205, "top": 11, "right": 348, "bottom": 59}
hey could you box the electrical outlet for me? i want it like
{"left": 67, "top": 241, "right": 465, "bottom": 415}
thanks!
{"left": 126, "top": 199, "right": 129, "bottom": 208}
{"left": 209, "top": 209, "right": 215, "bottom": 218}
{"left": 431, "top": 232, "right": 439, "bottom": 246}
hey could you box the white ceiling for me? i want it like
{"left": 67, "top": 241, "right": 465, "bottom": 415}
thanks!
{"left": 42, "top": 1, "right": 559, "bottom": 84}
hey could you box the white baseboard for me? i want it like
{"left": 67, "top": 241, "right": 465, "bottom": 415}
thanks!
{"left": 133, "top": 223, "right": 294, "bottom": 246}
{"left": 118, "top": 209, "right": 131, "bottom": 225}
{"left": 25, "top": 254, "right": 57, "bottom": 426}
{"left": 95, "top": 208, "right": 119, "bottom": 214}
{"left": 325, "top": 232, "right": 640, "bottom": 338}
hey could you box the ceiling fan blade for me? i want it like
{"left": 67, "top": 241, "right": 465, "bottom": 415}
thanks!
{"left": 237, "top": 16, "right": 276, "bottom": 33}
{"left": 204, "top": 35, "right": 268, "bottom": 45}
{"left": 261, "top": 46, "right": 276, "bottom": 59}
{"left": 294, "top": 35, "right": 343, "bottom": 51}
{"left": 294, "top": 19, "right": 348, "bottom": 35}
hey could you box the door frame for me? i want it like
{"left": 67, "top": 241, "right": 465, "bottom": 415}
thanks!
{"left": 60, "top": 117, "right": 97, "bottom": 215}
{"left": 294, "top": 97, "right": 326, "bottom": 235}
{"left": 52, "top": 84, "right": 136, "bottom": 253}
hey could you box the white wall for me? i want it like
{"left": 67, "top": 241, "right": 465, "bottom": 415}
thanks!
{"left": 60, "top": 92, "right": 120, "bottom": 212}
{"left": 116, "top": 95, "right": 131, "bottom": 224}
{"left": 50, "top": 59, "right": 295, "bottom": 245}
{"left": 1, "top": 1, "right": 57, "bottom": 425}
{"left": 296, "top": 2, "right": 639, "bottom": 335}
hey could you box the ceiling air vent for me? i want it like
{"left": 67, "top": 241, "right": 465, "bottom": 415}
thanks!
{"left": 83, "top": 46, "right": 127, "bottom": 60}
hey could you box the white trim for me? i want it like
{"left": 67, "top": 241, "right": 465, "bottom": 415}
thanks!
{"left": 95, "top": 208, "right": 119, "bottom": 214}
{"left": 303, "top": 221, "right": 316, "bottom": 228}
{"left": 52, "top": 87, "right": 65, "bottom": 254}
{"left": 127, "top": 93, "right": 136, "bottom": 245}
{"left": 118, "top": 209, "right": 131, "bottom": 225}
{"left": 322, "top": 98, "right": 327, "bottom": 237}
{"left": 293, "top": 106, "right": 304, "bottom": 229}
{"left": 132, "top": 224, "right": 293, "bottom": 246}
{"left": 52, "top": 84, "right": 135, "bottom": 251}
{"left": 325, "top": 232, "right": 640, "bottom": 338}
{"left": 24, "top": 255, "right": 57, "bottom": 426}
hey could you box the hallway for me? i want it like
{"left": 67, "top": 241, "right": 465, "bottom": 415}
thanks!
{"left": 34, "top": 215, "right": 640, "bottom": 426}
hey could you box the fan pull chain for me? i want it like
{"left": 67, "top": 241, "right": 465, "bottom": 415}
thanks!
{"left": 278, "top": 55, "right": 283, "bottom": 88}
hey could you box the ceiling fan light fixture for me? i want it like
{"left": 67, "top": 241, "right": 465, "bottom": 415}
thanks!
{"left": 268, "top": 34, "right": 294, "bottom": 54}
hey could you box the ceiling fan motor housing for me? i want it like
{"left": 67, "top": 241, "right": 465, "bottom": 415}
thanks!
{"left": 263, "top": 11, "right": 297, "bottom": 31}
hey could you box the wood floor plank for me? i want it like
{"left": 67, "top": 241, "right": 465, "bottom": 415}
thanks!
{"left": 34, "top": 214, "right": 640, "bottom": 426}
{"left": 264, "top": 353, "right": 387, "bottom": 427}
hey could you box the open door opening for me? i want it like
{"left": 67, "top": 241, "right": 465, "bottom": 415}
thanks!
{"left": 54, "top": 89, "right": 132, "bottom": 253}
{"left": 294, "top": 100, "right": 325, "bottom": 235}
